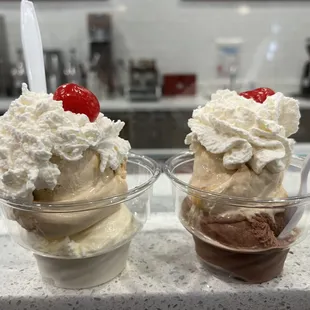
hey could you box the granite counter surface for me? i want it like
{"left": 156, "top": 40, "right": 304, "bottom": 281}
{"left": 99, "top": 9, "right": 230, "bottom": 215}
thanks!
{"left": 1, "top": 195, "right": 310, "bottom": 310}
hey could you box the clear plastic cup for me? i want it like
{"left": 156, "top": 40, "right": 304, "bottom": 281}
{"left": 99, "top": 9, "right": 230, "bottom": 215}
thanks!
{"left": 164, "top": 152, "right": 310, "bottom": 283}
{"left": 1, "top": 153, "right": 160, "bottom": 289}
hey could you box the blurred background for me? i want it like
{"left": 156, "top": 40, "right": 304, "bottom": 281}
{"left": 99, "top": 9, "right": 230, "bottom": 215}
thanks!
{"left": 0, "top": 0, "right": 310, "bottom": 160}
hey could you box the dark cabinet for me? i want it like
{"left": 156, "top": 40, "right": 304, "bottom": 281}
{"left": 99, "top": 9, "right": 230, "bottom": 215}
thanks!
{"left": 106, "top": 110, "right": 191, "bottom": 149}
{"left": 1, "top": 107, "right": 310, "bottom": 147}
{"left": 292, "top": 109, "right": 310, "bottom": 142}
{"left": 104, "top": 112, "right": 131, "bottom": 142}
{"left": 107, "top": 109, "right": 310, "bottom": 148}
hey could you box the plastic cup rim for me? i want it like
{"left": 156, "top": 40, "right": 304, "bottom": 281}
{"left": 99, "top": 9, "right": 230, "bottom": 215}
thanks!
{"left": 164, "top": 152, "right": 310, "bottom": 208}
{"left": 0, "top": 152, "right": 161, "bottom": 213}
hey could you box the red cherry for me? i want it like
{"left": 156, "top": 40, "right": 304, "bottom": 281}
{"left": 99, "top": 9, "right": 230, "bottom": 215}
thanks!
{"left": 239, "top": 87, "right": 275, "bottom": 103}
{"left": 53, "top": 83, "right": 100, "bottom": 122}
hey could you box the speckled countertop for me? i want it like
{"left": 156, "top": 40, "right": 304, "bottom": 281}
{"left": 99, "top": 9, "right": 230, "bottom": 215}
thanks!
{"left": 1, "top": 174, "right": 310, "bottom": 310}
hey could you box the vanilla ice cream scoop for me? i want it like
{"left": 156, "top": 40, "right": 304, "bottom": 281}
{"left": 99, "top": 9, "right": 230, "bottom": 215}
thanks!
{"left": 11, "top": 149, "right": 128, "bottom": 238}
{"left": 189, "top": 145, "right": 287, "bottom": 216}
{"left": 190, "top": 145, "right": 287, "bottom": 200}
{"left": 24, "top": 204, "right": 136, "bottom": 258}
{"left": 33, "top": 149, "right": 127, "bottom": 203}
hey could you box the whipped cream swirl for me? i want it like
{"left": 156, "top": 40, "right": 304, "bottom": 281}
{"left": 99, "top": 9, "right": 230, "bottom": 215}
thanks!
{"left": 0, "top": 84, "right": 130, "bottom": 201}
{"left": 185, "top": 89, "right": 300, "bottom": 174}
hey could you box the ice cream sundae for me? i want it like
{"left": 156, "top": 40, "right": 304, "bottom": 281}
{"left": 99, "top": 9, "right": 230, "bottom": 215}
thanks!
{"left": 0, "top": 83, "right": 143, "bottom": 288}
{"left": 167, "top": 87, "right": 304, "bottom": 283}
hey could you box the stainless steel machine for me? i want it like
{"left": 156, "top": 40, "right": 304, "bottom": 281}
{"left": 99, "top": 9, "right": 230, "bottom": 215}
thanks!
{"left": 0, "top": 15, "right": 12, "bottom": 96}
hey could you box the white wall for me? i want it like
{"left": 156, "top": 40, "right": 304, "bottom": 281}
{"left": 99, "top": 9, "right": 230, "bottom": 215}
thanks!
{"left": 1, "top": 0, "right": 309, "bottom": 93}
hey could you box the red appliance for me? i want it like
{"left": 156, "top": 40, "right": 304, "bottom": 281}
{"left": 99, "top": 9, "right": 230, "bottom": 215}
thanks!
{"left": 162, "top": 74, "right": 196, "bottom": 96}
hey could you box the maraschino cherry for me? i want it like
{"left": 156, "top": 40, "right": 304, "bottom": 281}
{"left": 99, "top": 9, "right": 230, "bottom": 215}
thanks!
{"left": 239, "top": 87, "right": 275, "bottom": 104}
{"left": 53, "top": 83, "right": 100, "bottom": 122}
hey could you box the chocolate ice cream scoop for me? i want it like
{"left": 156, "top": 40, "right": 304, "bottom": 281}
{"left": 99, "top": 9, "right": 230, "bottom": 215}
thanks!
{"left": 182, "top": 197, "right": 290, "bottom": 250}
{"left": 181, "top": 196, "right": 298, "bottom": 283}
{"left": 193, "top": 236, "right": 290, "bottom": 283}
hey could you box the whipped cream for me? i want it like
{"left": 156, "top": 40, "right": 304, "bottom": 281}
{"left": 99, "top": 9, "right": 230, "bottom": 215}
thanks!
{"left": 0, "top": 84, "right": 130, "bottom": 201}
{"left": 185, "top": 89, "right": 300, "bottom": 174}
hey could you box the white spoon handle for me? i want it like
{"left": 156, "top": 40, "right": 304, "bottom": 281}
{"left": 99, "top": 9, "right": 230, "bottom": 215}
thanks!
{"left": 21, "top": 0, "right": 47, "bottom": 93}
{"left": 278, "top": 154, "right": 310, "bottom": 239}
